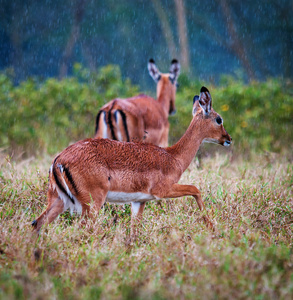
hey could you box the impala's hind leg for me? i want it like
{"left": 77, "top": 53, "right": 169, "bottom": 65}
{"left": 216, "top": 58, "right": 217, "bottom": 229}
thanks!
{"left": 78, "top": 188, "right": 108, "bottom": 225}
{"left": 32, "top": 188, "right": 64, "bottom": 233}
{"left": 130, "top": 202, "right": 146, "bottom": 239}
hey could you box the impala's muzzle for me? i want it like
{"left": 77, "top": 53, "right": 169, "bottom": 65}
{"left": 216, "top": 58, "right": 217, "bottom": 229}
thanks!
{"left": 169, "top": 109, "right": 176, "bottom": 116}
{"left": 223, "top": 135, "right": 232, "bottom": 147}
{"left": 169, "top": 101, "right": 176, "bottom": 115}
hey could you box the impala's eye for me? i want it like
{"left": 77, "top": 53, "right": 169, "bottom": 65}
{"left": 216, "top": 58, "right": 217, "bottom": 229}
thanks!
{"left": 216, "top": 116, "right": 222, "bottom": 125}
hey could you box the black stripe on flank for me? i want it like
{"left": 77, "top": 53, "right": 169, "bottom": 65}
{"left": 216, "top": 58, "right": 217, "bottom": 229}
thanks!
{"left": 117, "top": 109, "right": 130, "bottom": 142}
{"left": 108, "top": 102, "right": 117, "bottom": 140}
{"left": 53, "top": 155, "right": 59, "bottom": 165}
{"left": 63, "top": 165, "right": 78, "bottom": 195}
{"left": 53, "top": 164, "right": 75, "bottom": 204}
{"left": 108, "top": 112, "right": 117, "bottom": 140}
{"left": 95, "top": 110, "right": 103, "bottom": 135}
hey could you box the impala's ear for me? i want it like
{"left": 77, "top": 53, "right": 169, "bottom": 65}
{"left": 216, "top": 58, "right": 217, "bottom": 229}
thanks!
{"left": 193, "top": 95, "right": 199, "bottom": 104}
{"left": 169, "top": 59, "right": 180, "bottom": 84}
{"left": 148, "top": 59, "right": 161, "bottom": 82}
{"left": 192, "top": 95, "right": 200, "bottom": 116}
{"left": 198, "top": 86, "right": 212, "bottom": 116}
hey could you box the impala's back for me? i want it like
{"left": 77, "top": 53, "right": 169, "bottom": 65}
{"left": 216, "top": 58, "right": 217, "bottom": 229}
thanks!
{"left": 94, "top": 59, "right": 180, "bottom": 147}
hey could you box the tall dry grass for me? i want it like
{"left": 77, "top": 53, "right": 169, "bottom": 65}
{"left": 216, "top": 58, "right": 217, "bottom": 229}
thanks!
{"left": 0, "top": 152, "right": 292, "bottom": 299}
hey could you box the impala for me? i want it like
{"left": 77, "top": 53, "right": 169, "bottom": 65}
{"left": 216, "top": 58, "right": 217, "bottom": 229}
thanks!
{"left": 94, "top": 59, "right": 180, "bottom": 147}
{"left": 32, "top": 87, "right": 232, "bottom": 234}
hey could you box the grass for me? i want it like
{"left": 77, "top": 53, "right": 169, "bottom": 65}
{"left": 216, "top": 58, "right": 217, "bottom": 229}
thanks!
{"left": 0, "top": 151, "right": 292, "bottom": 299}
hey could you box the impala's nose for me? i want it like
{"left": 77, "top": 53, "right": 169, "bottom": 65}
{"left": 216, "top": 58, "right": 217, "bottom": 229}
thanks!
{"left": 224, "top": 137, "right": 232, "bottom": 147}
{"left": 169, "top": 109, "right": 176, "bottom": 116}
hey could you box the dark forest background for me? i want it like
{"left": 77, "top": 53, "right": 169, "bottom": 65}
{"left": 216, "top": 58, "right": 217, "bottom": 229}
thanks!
{"left": 0, "top": 0, "right": 292, "bottom": 87}
{"left": 0, "top": 0, "right": 292, "bottom": 157}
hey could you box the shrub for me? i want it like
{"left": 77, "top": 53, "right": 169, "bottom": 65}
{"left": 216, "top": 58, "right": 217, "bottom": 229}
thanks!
{"left": 0, "top": 64, "right": 139, "bottom": 156}
{"left": 0, "top": 66, "right": 292, "bottom": 157}
{"left": 171, "top": 76, "right": 293, "bottom": 153}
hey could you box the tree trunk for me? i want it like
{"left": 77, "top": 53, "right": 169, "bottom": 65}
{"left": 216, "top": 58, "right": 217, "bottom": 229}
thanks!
{"left": 151, "top": 0, "right": 177, "bottom": 60}
{"left": 10, "top": 2, "right": 25, "bottom": 82}
{"left": 59, "top": 0, "right": 87, "bottom": 79}
{"left": 174, "top": 0, "right": 190, "bottom": 72}
{"left": 82, "top": 44, "right": 96, "bottom": 71}
{"left": 280, "top": 6, "right": 293, "bottom": 78}
{"left": 219, "top": 0, "right": 255, "bottom": 80}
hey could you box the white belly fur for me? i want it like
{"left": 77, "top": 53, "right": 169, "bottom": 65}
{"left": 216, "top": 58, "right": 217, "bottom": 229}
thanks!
{"left": 106, "top": 191, "right": 157, "bottom": 204}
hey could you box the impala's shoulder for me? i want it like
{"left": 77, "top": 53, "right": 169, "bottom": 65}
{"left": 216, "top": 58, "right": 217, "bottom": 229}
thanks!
{"left": 130, "top": 140, "right": 160, "bottom": 149}
{"left": 140, "top": 143, "right": 176, "bottom": 159}
{"left": 120, "top": 140, "right": 162, "bottom": 155}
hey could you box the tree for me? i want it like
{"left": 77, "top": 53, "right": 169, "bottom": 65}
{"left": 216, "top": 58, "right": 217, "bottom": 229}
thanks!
{"left": 151, "top": 0, "right": 190, "bottom": 72}
{"left": 59, "top": 0, "right": 87, "bottom": 78}
{"left": 174, "top": 0, "right": 190, "bottom": 72}
{"left": 218, "top": 0, "right": 255, "bottom": 79}
{"left": 151, "top": 0, "right": 177, "bottom": 59}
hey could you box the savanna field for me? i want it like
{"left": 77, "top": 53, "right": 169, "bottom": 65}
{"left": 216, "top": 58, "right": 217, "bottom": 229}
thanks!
{"left": 0, "top": 67, "right": 293, "bottom": 299}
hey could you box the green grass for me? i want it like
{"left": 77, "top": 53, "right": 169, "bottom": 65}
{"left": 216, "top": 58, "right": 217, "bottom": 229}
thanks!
{"left": 0, "top": 152, "right": 292, "bottom": 299}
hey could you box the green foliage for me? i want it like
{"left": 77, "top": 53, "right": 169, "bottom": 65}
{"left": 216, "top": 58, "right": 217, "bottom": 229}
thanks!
{"left": 171, "top": 76, "right": 293, "bottom": 152}
{"left": 0, "top": 66, "right": 292, "bottom": 157}
{"left": 0, "top": 64, "right": 139, "bottom": 156}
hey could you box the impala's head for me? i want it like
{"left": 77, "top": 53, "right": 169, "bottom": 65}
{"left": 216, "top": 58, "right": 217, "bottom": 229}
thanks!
{"left": 192, "top": 86, "right": 232, "bottom": 147}
{"left": 148, "top": 58, "right": 180, "bottom": 115}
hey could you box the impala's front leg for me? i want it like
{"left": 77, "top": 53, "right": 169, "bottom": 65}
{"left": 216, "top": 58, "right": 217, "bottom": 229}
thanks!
{"left": 163, "top": 184, "right": 214, "bottom": 230}
{"left": 130, "top": 202, "right": 146, "bottom": 239}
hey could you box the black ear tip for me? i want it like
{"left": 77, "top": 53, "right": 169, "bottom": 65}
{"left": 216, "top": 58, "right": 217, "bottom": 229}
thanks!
{"left": 193, "top": 95, "right": 199, "bottom": 104}
{"left": 200, "top": 86, "right": 210, "bottom": 93}
{"left": 171, "top": 59, "right": 178, "bottom": 64}
{"left": 149, "top": 58, "right": 155, "bottom": 63}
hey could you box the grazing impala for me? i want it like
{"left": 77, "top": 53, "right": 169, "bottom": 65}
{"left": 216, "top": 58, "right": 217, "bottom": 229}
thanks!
{"left": 94, "top": 59, "right": 180, "bottom": 147}
{"left": 32, "top": 87, "right": 232, "bottom": 234}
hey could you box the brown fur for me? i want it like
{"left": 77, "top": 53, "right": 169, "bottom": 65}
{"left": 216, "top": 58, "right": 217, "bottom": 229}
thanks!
{"left": 94, "top": 59, "right": 180, "bottom": 147}
{"left": 33, "top": 87, "right": 232, "bottom": 235}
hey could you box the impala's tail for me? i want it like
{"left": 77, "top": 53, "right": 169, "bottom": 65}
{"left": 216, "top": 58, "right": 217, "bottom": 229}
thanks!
{"left": 95, "top": 110, "right": 108, "bottom": 138}
{"left": 51, "top": 161, "right": 78, "bottom": 205}
{"left": 113, "top": 109, "right": 130, "bottom": 142}
{"left": 95, "top": 100, "right": 130, "bottom": 142}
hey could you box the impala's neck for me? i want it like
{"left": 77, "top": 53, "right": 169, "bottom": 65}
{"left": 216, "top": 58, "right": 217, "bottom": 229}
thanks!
{"left": 167, "top": 116, "right": 205, "bottom": 173}
{"left": 157, "top": 77, "right": 173, "bottom": 116}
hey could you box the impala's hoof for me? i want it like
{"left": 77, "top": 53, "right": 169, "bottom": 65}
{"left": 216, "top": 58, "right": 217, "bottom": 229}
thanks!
{"left": 31, "top": 220, "right": 37, "bottom": 227}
